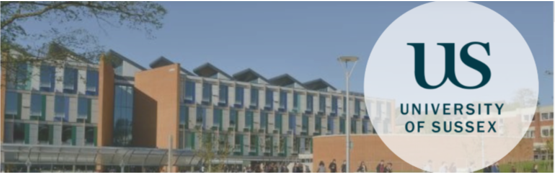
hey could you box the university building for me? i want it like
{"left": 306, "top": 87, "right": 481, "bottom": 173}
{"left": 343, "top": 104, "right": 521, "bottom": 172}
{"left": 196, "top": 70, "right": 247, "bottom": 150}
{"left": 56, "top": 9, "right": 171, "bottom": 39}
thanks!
{"left": 0, "top": 45, "right": 396, "bottom": 172}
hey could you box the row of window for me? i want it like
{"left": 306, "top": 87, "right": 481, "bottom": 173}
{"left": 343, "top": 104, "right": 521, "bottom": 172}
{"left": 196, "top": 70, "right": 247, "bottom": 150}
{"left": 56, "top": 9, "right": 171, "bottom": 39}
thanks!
{"left": 3, "top": 121, "right": 96, "bottom": 146}
{"left": 178, "top": 106, "right": 378, "bottom": 136}
{"left": 7, "top": 64, "right": 99, "bottom": 95}
{"left": 183, "top": 81, "right": 376, "bottom": 116}
{"left": 5, "top": 91, "right": 96, "bottom": 123}
{"left": 522, "top": 112, "right": 554, "bottom": 122}
{"left": 177, "top": 131, "right": 313, "bottom": 156}
{"left": 523, "top": 127, "right": 554, "bottom": 138}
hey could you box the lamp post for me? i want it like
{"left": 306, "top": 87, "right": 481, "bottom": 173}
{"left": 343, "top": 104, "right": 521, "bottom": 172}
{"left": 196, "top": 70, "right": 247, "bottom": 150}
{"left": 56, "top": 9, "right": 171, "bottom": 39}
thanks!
{"left": 338, "top": 56, "right": 359, "bottom": 173}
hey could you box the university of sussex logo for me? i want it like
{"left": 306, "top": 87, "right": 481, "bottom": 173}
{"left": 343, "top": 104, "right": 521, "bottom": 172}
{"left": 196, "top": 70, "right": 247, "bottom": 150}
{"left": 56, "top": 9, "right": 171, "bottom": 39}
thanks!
{"left": 408, "top": 42, "right": 492, "bottom": 89}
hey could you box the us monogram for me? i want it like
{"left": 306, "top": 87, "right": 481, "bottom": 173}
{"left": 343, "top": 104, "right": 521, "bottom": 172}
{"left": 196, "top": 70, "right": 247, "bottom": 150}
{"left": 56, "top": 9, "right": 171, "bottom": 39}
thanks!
{"left": 408, "top": 42, "right": 492, "bottom": 90}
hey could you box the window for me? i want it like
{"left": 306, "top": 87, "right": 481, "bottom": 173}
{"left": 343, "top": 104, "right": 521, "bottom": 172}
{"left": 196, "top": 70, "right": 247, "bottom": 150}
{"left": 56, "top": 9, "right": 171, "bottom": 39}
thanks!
{"left": 38, "top": 124, "right": 51, "bottom": 144}
{"left": 180, "top": 106, "right": 189, "bottom": 128}
{"left": 542, "top": 113, "right": 554, "bottom": 121}
{"left": 5, "top": 91, "right": 19, "bottom": 119}
{"left": 213, "top": 109, "right": 223, "bottom": 130}
{"left": 289, "top": 114, "right": 296, "bottom": 134}
{"left": 260, "top": 112, "right": 268, "bottom": 132}
{"left": 331, "top": 96, "right": 338, "bottom": 114}
{"left": 250, "top": 135, "right": 258, "bottom": 153}
{"left": 8, "top": 63, "right": 30, "bottom": 90}
{"left": 306, "top": 95, "right": 313, "bottom": 112}
{"left": 13, "top": 123, "right": 27, "bottom": 143}
{"left": 522, "top": 114, "right": 534, "bottom": 122}
{"left": 85, "top": 127, "right": 96, "bottom": 146}
{"left": 113, "top": 85, "right": 133, "bottom": 146}
{"left": 265, "top": 89, "right": 273, "bottom": 109}
{"left": 230, "top": 109, "right": 238, "bottom": 131}
{"left": 30, "top": 94, "right": 43, "bottom": 120}
{"left": 302, "top": 115, "right": 309, "bottom": 134}
{"left": 62, "top": 125, "right": 74, "bottom": 145}
{"left": 275, "top": 114, "right": 283, "bottom": 133}
{"left": 279, "top": 90, "right": 287, "bottom": 110}
{"left": 202, "top": 83, "right": 211, "bottom": 103}
{"left": 233, "top": 134, "right": 242, "bottom": 153}
{"left": 250, "top": 88, "right": 258, "bottom": 108}
{"left": 340, "top": 118, "right": 346, "bottom": 134}
{"left": 184, "top": 81, "right": 195, "bottom": 103}
{"left": 319, "top": 95, "right": 326, "bottom": 113}
{"left": 327, "top": 117, "right": 334, "bottom": 134}
{"left": 523, "top": 129, "right": 535, "bottom": 138}
{"left": 86, "top": 70, "right": 99, "bottom": 95}
{"left": 219, "top": 85, "right": 228, "bottom": 105}
{"left": 78, "top": 98, "right": 89, "bottom": 121}
{"left": 63, "top": 67, "right": 78, "bottom": 94}
{"left": 541, "top": 127, "right": 553, "bottom": 137}
{"left": 40, "top": 65, "right": 55, "bottom": 92}
{"left": 314, "top": 116, "right": 322, "bottom": 134}
{"left": 54, "top": 96, "right": 69, "bottom": 122}
{"left": 196, "top": 106, "right": 206, "bottom": 129}
{"left": 265, "top": 136, "right": 272, "bottom": 153}
{"left": 245, "top": 111, "right": 254, "bottom": 131}
{"left": 235, "top": 86, "right": 244, "bottom": 106}
{"left": 363, "top": 120, "right": 370, "bottom": 134}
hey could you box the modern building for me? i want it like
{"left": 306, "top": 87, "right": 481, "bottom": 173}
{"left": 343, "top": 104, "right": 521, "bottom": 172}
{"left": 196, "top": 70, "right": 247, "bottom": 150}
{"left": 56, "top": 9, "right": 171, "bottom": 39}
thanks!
{"left": 1, "top": 44, "right": 396, "bottom": 172}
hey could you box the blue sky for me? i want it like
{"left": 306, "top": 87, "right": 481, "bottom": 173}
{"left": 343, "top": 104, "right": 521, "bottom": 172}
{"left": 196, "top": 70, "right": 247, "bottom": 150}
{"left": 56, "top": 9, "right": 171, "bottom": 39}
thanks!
{"left": 17, "top": 1, "right": 553, "bottom": 105}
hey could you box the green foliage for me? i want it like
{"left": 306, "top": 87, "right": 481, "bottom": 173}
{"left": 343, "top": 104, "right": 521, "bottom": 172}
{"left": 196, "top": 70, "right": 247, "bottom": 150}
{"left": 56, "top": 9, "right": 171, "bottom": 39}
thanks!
{"left": 1, "top": 1, "right": 167, "bottom": 84}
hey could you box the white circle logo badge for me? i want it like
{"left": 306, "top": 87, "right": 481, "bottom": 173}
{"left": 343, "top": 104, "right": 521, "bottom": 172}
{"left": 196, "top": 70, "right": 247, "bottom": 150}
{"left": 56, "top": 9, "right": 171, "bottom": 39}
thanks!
{"left": 364, "top": 1, "right": 538, "bottom": 172}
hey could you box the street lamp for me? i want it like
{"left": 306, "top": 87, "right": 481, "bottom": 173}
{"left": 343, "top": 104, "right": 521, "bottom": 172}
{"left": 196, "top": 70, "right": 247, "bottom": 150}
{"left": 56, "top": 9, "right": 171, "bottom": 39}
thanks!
{"left": 338, "top": 56, "right": 358, "bottom": 173}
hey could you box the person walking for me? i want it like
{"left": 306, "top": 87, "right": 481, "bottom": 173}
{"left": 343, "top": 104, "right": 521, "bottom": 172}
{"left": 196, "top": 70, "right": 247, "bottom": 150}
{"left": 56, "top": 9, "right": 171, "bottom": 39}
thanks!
{"left": 491, "top": 162, "right": 500, "bottom": 173}
{"left": 423, "top": 160, "right": 432, "bottom": 173}
{"left": 376, "top": 160, "right": 385, "bottom": 173}
{"left": 341, "top": 160, "right": 347, "bottom": 172}
{"left": 357, "top": 161, "right": 367, "bottom": 172}
{"left": 318, "top": 161, "right": 326, "bottom": 172}
{"left": 329, "top": 159, "right": 337, "bottom": 173}
{"left": 385, "top": 162, "right": 393, "bottom": 173}
{"left": 531, "top": 164, "right": 538, "bottom": 173}
{"left": 439, "top": 162, "right": 447, "bottom": 173}
{"left": 483, "top": 161, "right": 492, "bottom": 173}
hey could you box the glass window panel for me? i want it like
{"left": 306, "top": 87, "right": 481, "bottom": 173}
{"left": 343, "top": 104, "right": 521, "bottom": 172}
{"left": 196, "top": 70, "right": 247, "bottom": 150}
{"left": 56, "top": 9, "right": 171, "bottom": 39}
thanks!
{"left": 78, "top": 98, "right": 89, "bottom": 119}
{"left": 250, "top": 88, "right": 258, "bottom": 107}
{"left": 219, "top": 85, "right": 228, "bottom": 105}
{"left": 62, "top": 125, "right": 73, "bottom": 145}
{"left": 235, "top": 86, "right": 243, "bottom": 105}
{"left": 86, "top": 70, "right": 99, "bottom": 95}
{"left": 85, "top": 126, "right": 96, "bottom": 146}
{"left": 265, "top": 90, "right": 273, "bottom": 108}
{"left": 13, "top": 123, "right": 26, "bottom": 143}
{"left": 38, "top": 124, "right": 51, "bottom": 144}
{"left": 30, "top": 94, "right": 42, "bottom": 117}
{"left": 5, "top": 91, "right": 18, "bottom": 115}
{"left": 185, "top": 81, "right": 195, "bottom": 103}
{"left": 63, "top": 67, "right": 78, "bottom": 94}
{"left": 40, "top": 65, "right": 55, "bottom": 92}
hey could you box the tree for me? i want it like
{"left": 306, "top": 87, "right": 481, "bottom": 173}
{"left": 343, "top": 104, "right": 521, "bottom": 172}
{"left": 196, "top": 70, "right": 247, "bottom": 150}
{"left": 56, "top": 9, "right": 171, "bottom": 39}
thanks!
{"left": 188, "top": 126, "right": 235, "bottom": 172}
{"left": 1, "top": 1, "right": 167, "bottom": 84}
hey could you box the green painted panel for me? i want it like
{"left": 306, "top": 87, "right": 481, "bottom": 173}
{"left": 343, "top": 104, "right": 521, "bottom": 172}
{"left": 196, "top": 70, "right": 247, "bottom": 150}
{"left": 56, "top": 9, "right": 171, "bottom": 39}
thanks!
{"left": 17, "top": 93, "right": 22, "bottom": 119}
{"left": 41, "top": 95, "right": 46, "bottom": 121}
{"left": 49, "top": 126, "right": 54, "bottom": 144}
{"left": 71, "top": 126, "right": 76, "bottom": 145}
{"left": 87, "top": 99, "right": 92, "bottom": 123}
{"left": 24, "top": 123, "right": 30, "bottom": 144}
{"left": 93, "top": 127, "right": 97, "bottom": 146}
